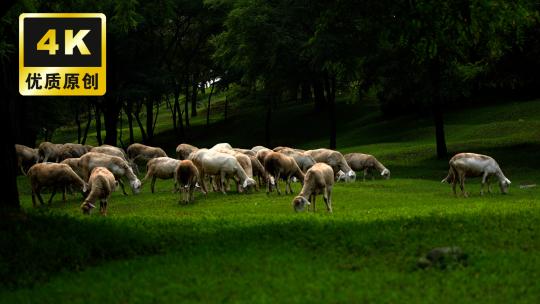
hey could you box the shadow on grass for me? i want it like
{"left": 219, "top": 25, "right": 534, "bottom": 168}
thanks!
{"left": 2, "top": 205, "right": 539, "bottom": 290}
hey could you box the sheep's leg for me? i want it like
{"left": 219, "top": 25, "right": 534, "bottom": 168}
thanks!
{"left": 311, "top": 194, "right": 316, "bottom": 212}
{"left": 323, "top": 188, "right": 333, "bottom": 213}
{"left": 31, "top": 188, "right": 38, "bottom": 207}
{"left": 20, "top": 165, "right": 27, "bottom": 176}
{"left": 220, "top": 171, "right": 227, "bottom": 194}
{"left": 35, "top": 187, "right": 46, "bottom": 206}
{"left": 62, "top": 186, "right": 67, "bottom": 203}
{"left": 118, "top": 179, "right": 128, "bottom": 196}
{"left": 100, "top": 200, "right": 107, "bottom": 216}
{"left": 327, "top": 187, "right": 333, "bottom": 213}
{"left": 275, "top": 173, "right": 282, "bottom": 195}
{"left": 487, "top": 176, "right": 493, "bottom": 194}
{"left": 266, "top": 174, "right": 272, "bottom": 194}
{"left": 481, "top": 172, "right": 489, "bottom": 196}
{"left": 459, "top": 173, "right": 468, "bottom": 197}
{"left": 363, "top": 169, "right": 367, "bottom": 182}
{"left": 47, "top": 188, "right": 57, "bottom": 205}
{"left": 151, "top": 176, "right": 157, "bottom": 194}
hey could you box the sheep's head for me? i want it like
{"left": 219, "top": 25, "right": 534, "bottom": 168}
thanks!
{"left": 347, "top": 170, "right": 356, "bottom": 182}
{"left": 82, "top": 182, "right": 89, "bottom": 193}
{"left": 81, "top": 202, "right": 95, "bottom": 215}
{"left": 381, "top": 168, "right": 391, "bottom": 179}
{"left": 242, "top": 177, "right": 256, "bottom": 189}
{"left": 292, "top": 196, "right": 310, "bottom": 212}
{"left": 130, "top": 178, "right": 142, "bottom": 194}
{"left": 499, "top": 178, "right": 511, "bottom": 194}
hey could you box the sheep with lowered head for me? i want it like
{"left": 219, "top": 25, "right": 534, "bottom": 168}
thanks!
{"left": 343, "top": 153, "right": 390, "bottom": 181}
{"left": 175, "top": 159, "right": 201, "bottom": 204}
{"left": 27, "top": 163, "right": 88, "bottom": 207}
{"left": 305, "top": 148, "right": 356, "bottom": 181}
{"left": 263, "top": 151, "right": 305, "bottom": 195}
{"left": 442, "top": 152, "right": 511, "bottom": 197}
{"left": 292, "top": 163, "right": 334, "bottom": 213}
{"left": 81, "top": 167, "right": 118, "bottom": 216}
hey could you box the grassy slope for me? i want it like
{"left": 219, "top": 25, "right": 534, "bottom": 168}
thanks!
{"left": 3, "top": 99, "right": 540, "bottom": 303}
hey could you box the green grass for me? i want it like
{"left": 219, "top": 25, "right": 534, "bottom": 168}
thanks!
{"left": 3, "top": 99, "right": 540, "bottom": 302}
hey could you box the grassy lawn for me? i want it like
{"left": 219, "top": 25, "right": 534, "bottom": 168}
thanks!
{"left": 2, "top": 99, "right": 540, "bottom": 303}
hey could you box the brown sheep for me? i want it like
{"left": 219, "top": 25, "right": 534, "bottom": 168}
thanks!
{"left": 27, "top": 163, "right": 88, "bottom": 207}
{"left": 127, "top": 143, "right": 168, "bottom": 172}
{"left": 175, "top": 160, "right": 200, "bottom": 204}
{"left": 176, "top": 143, "right": 199, "bottom": 160}
{"left": 81, "top": 167, "right": 118, "bottom": 216}
{"left": 263, "top": 152, "right": 305, "bottom": 195}
{"left": 292, "top": 163, "right": 334, "bottom": 213}
{"left": 38, "top": 141, "right": 64, "bottom": 162}
{"left": 15, "top": 144, "right": 39, "bottom": 175}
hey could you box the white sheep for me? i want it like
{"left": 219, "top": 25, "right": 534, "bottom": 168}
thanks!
{"left": 142, "top": 157, "right": 180, "bottom": 193}
{"left": 189, "top": 149, "right": 256, "bottom": 194}
{"left": 27, "top": 163, "right": 88, "bottom": 207}
{"left": 80, "top": 167, "right": 118, "bottom": 216}
{"left": 305, "top": 148, "right": 356, "bottom": 181}
{"left": 175, "top": 159, "right": 201, "bottom": 204}
{"left": 442, "top": 152, "right": 511, "bottom": 197}
{"left": 343, "top": 153, "right": 390, "bottom": 181}
{"left": 292, "top": 163, "right": 334, "bottom": 213}
{"left": 78, "top": 152, "right": 141, "bottom": 195}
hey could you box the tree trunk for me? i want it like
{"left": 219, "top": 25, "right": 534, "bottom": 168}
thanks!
{"left": 433, "top": 104, "right": 447, "bottom": 158}
{"left": 191, "top": 79, "right": 198, "bottom": 117}
{"left": 265, "top": 99, "right": 272, "bottom": 147}
{"left": 125, "top": 100, "right": 135, "bottom": 144}
{"left": 312, "top": 79, "right": 326, "bottom": 112}
{"left": 75, "top": 104, "right": 81, "bottom": 143}
{"left": 324, "top": 75, "right": 337, "bottom": 149}
{"left": 431, "top": 58, "right": 447, "bottom": 159}
{"left": 103, "top": 96, "right": 121, "bottom": 146}
{"left": 134, "top": 101, "right": 147, "bottom": 142}
{"left": 206, "top": 82, "right": 215, "bottom": 128}
{"left": 184, "top": 79, "right": 190, "bottom": 128}
{"left": 173, "top": 83, "right": 184, "bottom": 139}
{"left": 224, "top": 95, "right": 228, "bottom": 122}
{"left": 146, "top": 98, "right": 154, "bottom": 140}
{"left": 81, "top": 102, "right": 92, "bottom": 145}
{"left": 0, "top": 51, "right": 20, "bottom": 212}
{"left": 94, "top": 102, "right": 103, "bottom": 146}
{"left": 301, "top": 81, "right": 311, "bottom": 103}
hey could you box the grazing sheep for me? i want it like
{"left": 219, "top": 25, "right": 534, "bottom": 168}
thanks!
{"left": 292, "top": 163, "right": 334, "bottom": 213}
{"left": 189, "top": 149, "right": 256, "bottom": 194}
{"left": 250, "top": 155, "right": 273, "bottom": 191}
{"left": 90, "top": 145, "right": 138, "bottom": 174}
{"left": 233, "top": 148, "right": 256, "bottom": 157}
{"left": 278, "top": 148, "right": 316, "bottom": 172}
{"left": 142, "top": 157, "right": 181, "bottom": 193}
{"left": 211, "top": 143, "right": 233, "bottom": 150}
{"left": 60, "top": 143, "right": 90, "bottom": 160}
{"left": 27, "top": 163, "right": 88, "bottom": 207}
{"left": 305, "top": 148, "right": 356, "bottom": 181}
{"left": 38, "top": 141, "right": 64, "bottom": 162}
{"left": 15, "top": 144, "right": 39, "bottom": 175}
{"left": 78, "top": 152, "right": 141, "bottom": 195}
{"left": 81, "top": 167, "right": 118, "bottom": 216}
{"left": 176, "top": 143, "right": 199, "bottom": 160}
{"left": 256, "top": 148, "right": 272, "bottom": 166}
{"left": 127, "top": 143, "right": 168, "bottom": 172}
{"left": 175, "top": 160, "right": 200, "bottom": 204}
{"left": 251, "top": 145, "right": 269, "bottom": 153}
{"left": 344, "top": 153, "right": 390, "bottom": 181}
{"left": 442, "top": 153, "right": 511, "bottom": 197}
{"left": 263, "top": 152, "right": 305, "bottom": 195}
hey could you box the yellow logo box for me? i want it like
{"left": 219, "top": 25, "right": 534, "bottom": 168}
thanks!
{"left": 19, "top": 13, "right": 106, "bottom": 96}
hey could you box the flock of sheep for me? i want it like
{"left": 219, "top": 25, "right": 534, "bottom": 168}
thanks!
{"left": 15, "top": 141, "right": 511, "bottom": 215}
